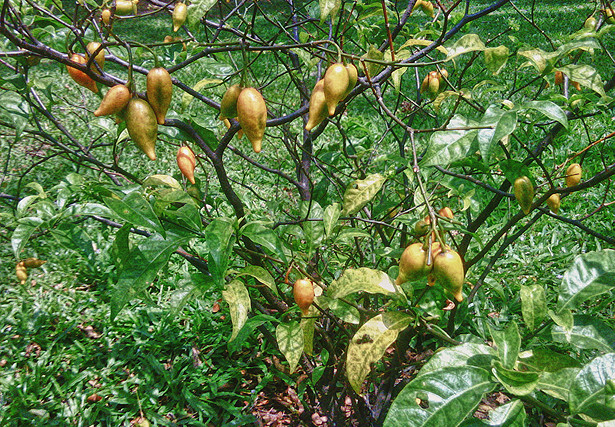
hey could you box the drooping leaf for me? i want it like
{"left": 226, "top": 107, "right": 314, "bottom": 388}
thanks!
{"left": 234, "top": 265, "right": 276, "bottom": 294}
{"left": 222, "top": 279, "right": 251, "bottom": 342}
{"left": 319, "top": 0, "right": 341, "bottom": 22}
{"left": 228, "top": 314, "right": 276, "bottom": 354}
{"left": 489, "top": 321, "right": 520, "bottom": 369}
{"left": 327, "top": 267, "right": 398, "bottom": 299}
{"left": 559, "top": 64, "right": 606, "bottom": 97}
{"left": 104, "top": 192, "right": 165, "bottom": 237}
{"left": 346, "top": 312, "right": 412, "bottom": 394}
{"left": 187, "top": 0, "right": 217, "bottom": 26}
{"left": 276, "top": 321, "right": 303, "bottom": 373}
{"left": 418, "top": 343, "right": 497, "bottom": 377}
{"left": 484, "top": 45, "right": 509, "bottom": 75}
{"left": 11, "top": 217, "right": 44, "bottom": 258}
{"left": 421, "top": 115, "right": 479, "bottom": 167}
{"left": 323, "top": 202, "right": 341, "bottom": 238}
{"left": 517, "top": 49, "right": 549, "bottom": 73}
{"left": 517, "top": 348, "right": 581, "bottom": 373}
{"left": 363, "top": 45, "right": 384, "bottom": 78}
{"left": 569, "top": 353, "right": 615, "bottom": 421}
{"left": 384, "top": 366, "right": 495, "bottom": 426}
{"left": 557, "top": 250, "right": 615, "bottom": 311}
{"left": 552, "top": 314, "right": 615, "bottom": 352}
{"left": 445, "top": 34, "right": 486, "bottom": 61}
{"left": 241, "top": 221, "right": 287, "bottom": 263}
{"left": 492, "top": 360, "right": 539, "bottom": 396}
{"left": 537, "top": 367, "right": 581, "bottom": 401}
{"left": 341, "top": 173, "right": 385, "bottom": 216}
{"left": 477, "top": 105, "right": 517, "bottom": 164}
{"left": 398, "top": 38, "right": 449, "bottom": 56}
{"left": 522, "top": 100, "right": 568, "bottom": 129}
{"left": 520, "top": 285, "right": 546, "bottom": 331}
{"left": 482, "top": 399, "right": 527, "bottom": 426}
{"left": 548, "top": 308, "right": 574, "bottom": 332}
{"left": 205, "top": 217, "right": 235, "bottom": 286}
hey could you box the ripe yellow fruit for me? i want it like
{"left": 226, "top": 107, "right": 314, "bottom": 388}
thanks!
{"left": 177, "top": 146, "right": 196, "bottom": 184}
{"left": 16, "top": 261, "right": 28, "bottom": 284}
{"left": 604, "top": 8, "right": 615, "bottom": 24}
{"left": 565, "top": 163, "right": 582, "bottom": 187}
{"left": 115, "top": 0, "right": 136, "bottom": 15}
{"left": 514, "top": 176, "right": 534, "bottom": 215}
{"left": 126, "top": 98, "right": 158, "bottom": 160}
{"left": 293, "top": 278, "right": 315, "bottom": 316}
{"left": 420, "top": 0, "right": 435, "bottom": 17}
{"left": 146, "top": 67, "right": 173, "bottom": 125}
{"left": 172, "top": 2, "right": 187, "bottom": 32}
{"left": 305, "top": 79, "right": 328, "bottom": 131}
{"left": 396, "top": 243, "right": 432, "bottom": 285}
{"left": 546, "top": 193, "right": 561, "bottom": 214}
{"left": 433, "top": 249, "right": 464, "bottom": 302}
{"left": 323, "top": 63, "right": 350, "bottom": 116}
{"left": 421, "top": 71, "right": 440, "bottom": 99}
{"left": 101, "top": 9, "right": 112, "bottom": 26}
{"left": 66, "top": 54, "right": 98, "bottom": 93}
{"left": 343, "top": 63, "right": 358, "bottom": 99}
{"left": 94, "top": 84, "right": 131, "bottom": 117}
{"left": 23, "top": 258, "right": 46, "bottom": 268}
{"left": 86, "top": 42, "right": 105, "bottom": 74}
{"left": 236, "top": 87, "right": 267, "bottom": 153}
{"left": 219, "top": 84, "right": 242, "bottom": 120}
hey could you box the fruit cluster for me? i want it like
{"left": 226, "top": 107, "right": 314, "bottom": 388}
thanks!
{"left": 420, "top": 69, "right": 448, "bottom": 99}
{"left": 15, "top": 258, "right": 46, "bottom": 285}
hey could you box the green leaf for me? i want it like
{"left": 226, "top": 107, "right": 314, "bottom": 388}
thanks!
{"left": 384, "top": 366, "right": 495, "bottom": 426}
{"left": 111, "top": 224, "right": 131, "bottom": 269}
{"left": 482, "top": 399, "right": 527, "bottom": 426}
{"left": 418, "top": 343, "right": 497, "bottom": 377}
{"left": 499, "top": 159, "right": 533, "bottom": 187}
{"left": 234, "top": 265, "right": 276, "bottom": 294}
{"left": 517, "top": 49, "right": 549, "bottom": 73}
{"left": 520, "top": 285, "right": 546, "bottom": 330}
{"left": 142, "top": 174, "right": 182, "bottom": 189}
{"left": 300, "top": 201, "right": 324, "bottom": 257}
{"left": 421, "top": 115, "right": 479, "bottom": 167}
{"left": 187, "top": 0, "right": 217, "bottom": 27}
{"left": 559, "top": 64, "right": 606, "bottom": 97}
{"left": 492, "top": 360, "right": 539, "bottom": 396}
{"left": 477, "top": 106, "right": 517, "bottom": 164}
{"left": 557, "top": 250, "right": 615, "bottom": 311}
{"left": 111, "top": 232, "right": 188, "bottom": 320}
{"left": 241, "top": 221, "right": 287, "bottom": 263}
{"left": 537, "top": 367, "right": 581, "bottom": 401}
{"left": 327, "top": 267, "right": 398, "bottom": 299}
{"left": 484, "top": 46, "right": 509, "bottom": 75}
{"left": 300, "top": 314, "right": 317, "bottom": 356}
{"left": 489, "top": 321, "right": 520, "bottom": 369}
{"left": 552, "top": 314, "right": 615, "bottom": 352}
{"left": 341, "top": 173, "right": 385, "bottom": 216}
{"left": 11, "top": 217, "right": 44, "bottom": 258}
{"left": 523, "top": 100, "right": 568, "bottom": 129}
{"left": 548, "top": 308, "right": 574, "bottom": 332}
{"left": 323, "top": 202, "right": 341, "bottom": 238}
{"left": 363, "top": 45, "right": 384, "bottom": 77}
{"left": 517, "top": 348, "right": 581, "bottom": 373}
{"left": 328, "top": 298, "right": 360, "bottom": 324}
{"left": 319, "top": 0, "right": 341, "bottom": 22}
{"left": 104, "top": 192, "right": 165, "bottom": 237}
{"left": 276, "top": 321, "right": 303, "bottom": 374}
{"left": 205, "top": 217, "right": 235, "bottom": 286}
{"left": 346, "top": 312, "right": 412, "bottom": 394}
{"left": 569, "top": 353, "right": 615, "bottom": 421}
{"left": 228, "top": 314, "right": 275, "bottom": 354}
{"left": 445, "top": 34, "right": 486, "bottom": 61}
{"left": 222, "top": 280, "right": 251, "bottom": 342}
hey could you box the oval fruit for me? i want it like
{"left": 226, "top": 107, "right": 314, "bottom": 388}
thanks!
{"left": 438, "top": 207, "right": 454, "bottom": 219}
{"left": 177, "top": 146, "right": 196, "bottom": 184}
{"left": 236, "top": 87, "right": 267, "bottom": 153}
{"left": 343, "top": 63, "right": 358, "bottom": 99}
{"left": 433, "top": 249, "right": 464, "bottom": 302}
{"left": 323, "top": 63, "right": 350, "bottom": 116}
{"left": 293, "top": 278, "right": 315, "bottom": 316}
{"left": 514, "top": 176, "right": 534, "bottom": 215}
{"left": 23, "top": 258, "right": 46, "bottom": 268}
{"left": 414, "top": 219, "right": 429, "bottom": 236}
{"left": 94, "top": 84, "right": 131, "bottom": 117}
{"left": 396, "top": 243, "right": 430, "bottom": 285}
{"left": 546, "top": 193, "right": 561, "bottom": 215}
{"left": 101, "top": 8, "right": 112, "bottom": 25}
{"left": 584, "top": 16, "right": 597, "bottom": 30}
{"left": 66, "top": 54, "right": 98, "bottom": 93}
{"left": 115, "top": 0, "right": 134, "bottom": 15}
{"left": 305, "top": 79, "right": 328, "bottom": 131}
{"left": 565, "top": 163, "right": 582, "bottom": 187}
{"left": 172, "top": 2, "right": 187, "bottom": 32}
{"left": 16, "top": 261, "right": 28, "bottom": 284}
{"left": 86, "top": 42, "right": 105, "bottom": 74}
{"left": 125, "top": 98, "right": 158, "bottom": 160}
{"left": 219, "top": 84, "right": 242, "bottom": 120}
{"left": 420, "top": 0, "right": 434, "bottom": 17}
{"left": 146, "top": 67, "right": 173, "bottom": 125}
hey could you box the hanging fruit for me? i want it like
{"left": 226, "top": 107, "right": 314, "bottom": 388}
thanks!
{"left": 146, "top": 67, "right": 173, "bottom": 125}
{"left": 514, "top": 176, "right": 534, "bottom": 215}
{"left": 222, "top": 118, "right": 244, "bottom": 139}
{"left": 177, "top": 146, "right": 196, "bottom": 184}
{"left": 293, "top": 278, "right": 315, "bottom": 316}
{"left": 219, "top": 84, "right": 243, "bottom": 120}
{"left": 305, "top": 79, "right": 328, "bottom": 131}
{"left": 433, "top": 249, "right": 464, "bottom": 302}
{"left": 16, "top": 261, "right": 28, "bottom": 284}
{"left": 323, "top": 63, "right": 350, "bottom": 116}
{"left": 236, "top": 87, "right": 267, "bottom": 153}
{"left": 66, "top": 54, "right": 98, "bottom": 93}
{"left": 94, "top": 84, "right": 131, "bottom": 117}
{"left": 86, "top": 42, "right": 105, "bottom": 74}
{"left": 172, "top": 2, "right": 188, "bottom": 32}
{"left": 546, "top": 193, "right": 561, "bottom": 214}
{"left": 396, "top": 242, "right": 431, "bottom": 285}
{"left": 343, "top": 63, "right": 358, "bottom": 99}
{"left": 125, "top": 98, "right": 158, "bottom": 160}
{"left": 23, "top": 258, "right": 47, "bottom": 268}
{"left": 565, "top": 163, "right": 582, "bottom": 187}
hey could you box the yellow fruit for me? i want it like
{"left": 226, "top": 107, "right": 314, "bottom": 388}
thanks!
{"left": 177, "top": 146, "right": 196, "bottom": 184}
{"left": 438, "top": 207, "right": 454, "bottom": 219}
{"left": 219, "top": 84, "right": 242, "bottom": 120}
{"left": 115, "top": 0, "right": 134, "bottom": 15}
{"left": 305, "top": 79, "right": 328, "bottom": 132}
{"left": 438, "top": 68, "right": 449, "bottom": 81}
{"left": 222, "top": 117, "right": 244, "bottom": 139}
{"left": 86, "top": 42, "right": 105, "bottom": 74}
{"left": 546, "top": 193, "right": 560, "bottom": 214}
{"left": 236, "top": 87, "right": 267, "bottom": 153}
{"left": 584, "top": 16, "right": 597, "bottom": 30}
{"left": 16, "top": 261, "right": 28, "bottom": 284}
{"left": 396, "top": 243, "right": 431, "bottom": 285}
{"left": 66, "top": 54, "right": 98, "bottom": 93}
{"left": 412, "top": 0, "right": 424, "bottom": 12}
{"left": 101, "top": 9, "right": 112, "bottom": 26}
{"left": 172, "top": 2, "right": 187, "bottom": 32}
{"left": 293, "top": 278, "right": 315, "bottom": 316}
{"left": 420, "top": 0, "right": 435, "bottom": 17}
{"left": 565, "top": 163, "right": 582, "bottom": 187}
{"left": 514, "top": 176, "right": 534, "bottom": 215}
{"left": 420, "top": 74, "right": 430, "bottom": 93}
{"left": 146, "top": 67, "right": 173, "bottom": 125}
{"left": 94, "top": 84, "right": 131, "bottom": 117}
{"left": 604, "top": 8, "right": 615, "bottom": 24}
{"left": 125, "top": 98, "right": 158, "bottom": 161}
{"left": 23, "top": 258, "right": 46, "bottom": 268}
{"left": 323, "top": 63, "right": 350, "bottom": 116}
{"left": 343, "top": 63, "right": 358, "bottom": 99}
{"left": 428, "top": 71, "right": 440, "bottom": 96}
{"left": 433, "top": 249, "right": 464, "bottom": 302}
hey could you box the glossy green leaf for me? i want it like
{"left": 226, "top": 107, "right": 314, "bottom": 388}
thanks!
{"left": 222, "top": 280, "right": 251, "bottom": 342}
{"left": 489, "top": 321, "right": 520, "bottom": 369}
{"left": 421, "top": 115, "right": 479, "bottom": 167}
{"left": 523, "top": 100, "right": 568, "bottom": 129}
{"left": 234, "top": 265, "right": 276, "bottom": 293}
{"left": 520, "top": 284, "right": 546, "bottom": 330}
{"left": 517, "top": 48, "right": 548, "bottom": 73}
{"left": 477, "top": 106, "right": 517, "bottom": 164}
{"left": 187, "top": 0, "right": 217, "bottom": 26}
{"left": 300, "top": 201, "right": 324, "bottom": 257}
{"left": 537, "top": 367, "right": 581, "bottom": 401}
{"left": 557, "top": 250, "right": 615, "bottom": 311}
{"left": 559, "top": 64, "right": 606, "bottom": 97}
{"left": 228, "top": 314, "right": 276, "bottom": 354}
{"left": 483, "top": 399, "right": 527, "bottom": 426}
{"left": 548, "top": 308, "right": 574, "bottom": 332}
{"left": 384, "top": 366, "right": 495, "bottom": 426}
{"left": 205, "top": 217, "right": 235, "bottom": 286}
{"left": 347, "top": 312, "right": 412, "bottom": 394}
{"left": 276, "top": 321, "right": 303, "bottom": 373}
{"left": 300, "top": 308, "right": 317, "bottom": 356}
{"left": 104, "top": 192, "right": 165, "bottom": 237}
{"left": 341, "top": 173, "right": 385, "bottom": 216}
{"left": 569, "top": 353, "right": 615, "bottom": 421}
{"left": 11, "top": 217, "right": 44, "bottom": 258}
{"left": 327, "top": 267, "right": 398, "bottom": 299}
{"left": 241, "top": 221, "right": 287, "bottom": 263}
{"left": 319, "top": 0, "right": 340, "bottom": 22}
{"left": 323, "top": 202, "right": 340, "bottom": 238}
{"left": 552, "top": 314, "right": 615, "bottom": 352}
{"left": 492, "top": 360, "right": 539, "bottom": 396}
{"left": 517, "top": 348, "right": 580, "bottom": 373}
{"left": 418, "top": 343, "right": 497, "bottom": 377}
{"left": 484, "top": 46, "right": 509, "bottom": 75}
{"left": 445, "top": 34, "right": 486, "bottom": 61}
